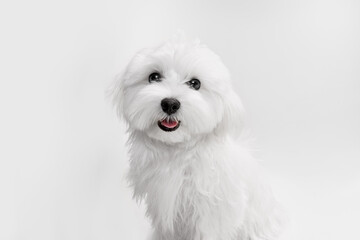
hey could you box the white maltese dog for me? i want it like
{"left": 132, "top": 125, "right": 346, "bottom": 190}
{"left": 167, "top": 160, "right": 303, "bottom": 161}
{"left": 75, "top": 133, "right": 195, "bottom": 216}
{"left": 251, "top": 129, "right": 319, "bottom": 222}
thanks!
{"left": 112, "top": 35, "right": 284, "bottom": 240}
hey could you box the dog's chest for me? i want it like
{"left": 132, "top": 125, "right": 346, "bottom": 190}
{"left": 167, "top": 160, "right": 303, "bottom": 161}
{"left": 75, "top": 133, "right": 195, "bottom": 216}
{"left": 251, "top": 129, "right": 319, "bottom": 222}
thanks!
{"left": 139, "top": 151, "right": 203, "bottom": 233}
{"left": 129, "top": 138, "right": 242, "bottom": 238}
{"left": 165, "top": 163, "right": 202, "bottom": 239}
{"left": 167, "top": 166, "right": 196, "bottom": 235}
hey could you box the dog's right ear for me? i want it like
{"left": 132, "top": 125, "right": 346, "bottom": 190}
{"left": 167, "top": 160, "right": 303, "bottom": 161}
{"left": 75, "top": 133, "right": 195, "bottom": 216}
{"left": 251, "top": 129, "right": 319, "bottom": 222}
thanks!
{"left": 108, "top": 48, "right": 154, "bottom": 120}
{"left": 108, "top": 71, "right": 125, "bottom": 120}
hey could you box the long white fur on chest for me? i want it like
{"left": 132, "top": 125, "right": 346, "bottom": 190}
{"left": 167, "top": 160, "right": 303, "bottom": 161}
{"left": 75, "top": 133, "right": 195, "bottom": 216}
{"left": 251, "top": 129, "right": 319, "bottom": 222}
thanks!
{"left": 127, "top": 133, "right": 253, "bottom": 240}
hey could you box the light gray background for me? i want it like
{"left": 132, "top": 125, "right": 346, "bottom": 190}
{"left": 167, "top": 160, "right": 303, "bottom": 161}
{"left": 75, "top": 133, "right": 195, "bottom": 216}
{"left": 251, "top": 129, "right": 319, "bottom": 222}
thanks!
{"left": 1, "top": 0, "right": 359, "bottom": 239}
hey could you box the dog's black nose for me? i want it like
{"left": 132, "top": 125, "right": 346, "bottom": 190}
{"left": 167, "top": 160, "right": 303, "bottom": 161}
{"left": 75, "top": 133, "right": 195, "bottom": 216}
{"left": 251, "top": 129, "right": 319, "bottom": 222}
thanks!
{"left": 161, "top": 98, "right": 180, "bottom": 115}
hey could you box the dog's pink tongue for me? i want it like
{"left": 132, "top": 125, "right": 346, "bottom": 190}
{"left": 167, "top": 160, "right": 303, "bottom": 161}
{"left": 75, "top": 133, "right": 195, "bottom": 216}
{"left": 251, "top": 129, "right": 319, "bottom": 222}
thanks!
{"left": 161, "top": 119, "right": 178, "bottom": 128}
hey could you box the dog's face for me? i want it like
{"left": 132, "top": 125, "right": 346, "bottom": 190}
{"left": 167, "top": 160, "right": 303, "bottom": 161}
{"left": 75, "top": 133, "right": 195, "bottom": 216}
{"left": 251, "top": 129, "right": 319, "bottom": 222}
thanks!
{"left": 113, "top": 38, "right": 244, "bottom": 144}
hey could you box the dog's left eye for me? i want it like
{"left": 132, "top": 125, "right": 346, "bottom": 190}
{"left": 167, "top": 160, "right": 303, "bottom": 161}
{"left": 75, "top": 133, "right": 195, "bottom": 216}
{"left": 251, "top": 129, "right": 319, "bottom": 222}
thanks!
{"left": 186, "top": 79, "right": 201, "bottom": 90}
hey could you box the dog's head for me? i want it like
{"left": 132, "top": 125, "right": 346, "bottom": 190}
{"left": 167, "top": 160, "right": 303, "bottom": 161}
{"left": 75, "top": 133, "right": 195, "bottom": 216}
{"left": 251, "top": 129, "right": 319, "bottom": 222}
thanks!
{"left": 112, "top": 37, "right": 244, "bottom": 144}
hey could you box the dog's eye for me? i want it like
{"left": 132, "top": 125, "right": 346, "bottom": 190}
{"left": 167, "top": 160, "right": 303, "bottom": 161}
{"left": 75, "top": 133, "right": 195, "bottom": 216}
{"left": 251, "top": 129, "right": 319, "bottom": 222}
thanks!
{"left": 187, "top": 79, "right": 201, "bottom": 90}
{"left": 149, "top": 72, "right": 162, "bottom": 83}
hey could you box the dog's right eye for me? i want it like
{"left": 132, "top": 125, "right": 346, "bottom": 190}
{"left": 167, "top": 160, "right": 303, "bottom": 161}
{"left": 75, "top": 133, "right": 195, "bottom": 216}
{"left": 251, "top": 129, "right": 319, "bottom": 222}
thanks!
{"left": 148, "top": 72, "right": 162, "bottom": 83}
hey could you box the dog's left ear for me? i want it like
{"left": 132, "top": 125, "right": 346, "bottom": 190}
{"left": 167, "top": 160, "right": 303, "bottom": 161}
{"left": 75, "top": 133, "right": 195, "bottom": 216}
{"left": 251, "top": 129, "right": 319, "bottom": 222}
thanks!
{"left": 216, "top": 89, "right": 246, "bottom": 138}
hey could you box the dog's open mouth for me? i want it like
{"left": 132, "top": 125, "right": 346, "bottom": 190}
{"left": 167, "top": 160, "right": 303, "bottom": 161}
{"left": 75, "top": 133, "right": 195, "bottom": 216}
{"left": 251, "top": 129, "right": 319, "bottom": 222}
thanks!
{"left": 158, "top": 118, "right": 181, "bottom": 132}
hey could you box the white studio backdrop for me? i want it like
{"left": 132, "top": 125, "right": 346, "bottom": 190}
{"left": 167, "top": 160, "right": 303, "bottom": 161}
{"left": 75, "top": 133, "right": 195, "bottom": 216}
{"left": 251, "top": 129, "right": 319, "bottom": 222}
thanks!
{"left": 0, "top": 0, "right": 359, "bottom": 239}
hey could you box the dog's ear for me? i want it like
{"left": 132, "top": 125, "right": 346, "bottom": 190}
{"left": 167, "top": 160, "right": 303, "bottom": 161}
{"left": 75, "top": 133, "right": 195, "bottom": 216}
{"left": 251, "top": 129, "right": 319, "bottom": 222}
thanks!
{"left": 108, "top": 71, "right": 126, "bottom": 120}
{"left": 108, "top": 49, "right": 151, "bottom": 120}
{"left": 216, "top": 89, "right": 246, "bottom": 138}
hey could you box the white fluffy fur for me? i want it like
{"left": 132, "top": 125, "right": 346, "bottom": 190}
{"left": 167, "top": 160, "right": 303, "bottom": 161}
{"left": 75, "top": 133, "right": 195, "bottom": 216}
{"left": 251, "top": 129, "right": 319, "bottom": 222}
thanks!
{"left": 112, "top": 35, "right": 284, "bottom": 240}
